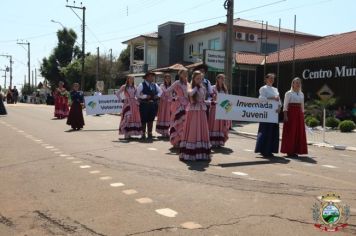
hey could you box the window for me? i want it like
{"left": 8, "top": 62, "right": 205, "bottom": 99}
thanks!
{"left": 208, "top": 38, "right": 220, "bottom": 50}
{"left": 189, "top": 44, "right": 194, "bottom": 56}
{"left": 198, "top": 42, "right": 204, "bottom": 54}
{"left": 261, "top": 42, "right": 278, "bottom": 54}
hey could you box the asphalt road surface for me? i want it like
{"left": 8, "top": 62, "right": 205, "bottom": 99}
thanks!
{"left": 1, "top": 104, "right": 356, "bottom": 236}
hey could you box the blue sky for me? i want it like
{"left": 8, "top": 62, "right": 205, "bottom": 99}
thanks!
{"left": 0, "top": 0, "right": 355, "bottom": 89}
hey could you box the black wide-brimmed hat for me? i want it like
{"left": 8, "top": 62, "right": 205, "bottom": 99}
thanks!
{"left": 143, "top": 71, "right": 156, "bottom": 78}
{"left": 193, "top": 63, "right": 208, "bottom": 72}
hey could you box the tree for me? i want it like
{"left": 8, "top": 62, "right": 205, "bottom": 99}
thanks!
{"left": 40, "top": 28, "right": 80, "bottom": 90}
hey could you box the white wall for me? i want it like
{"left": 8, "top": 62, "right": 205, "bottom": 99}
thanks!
{"left": 147, "top": 45, "right": 158, "bottom": 70}
{"left": 183, "top": 30, "right": 224, "bottom": 63}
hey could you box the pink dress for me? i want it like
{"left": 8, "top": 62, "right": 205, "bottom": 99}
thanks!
{"left": 168, "top": 81, "right": 189, "bottom": 146}
{"left": 117, "top": 86, "right": 143, "bottom": 137}
{"left": 179, "top": 86, "right": 211, "bottom": 161}
{"left": 208, "top": 86, "right": 230, "bottom": 146}
{"left": 156, "top": 84, "right": 171, "bottom": 136}
{"left": 54, "top": 88, "right": 69, "bottom": 119}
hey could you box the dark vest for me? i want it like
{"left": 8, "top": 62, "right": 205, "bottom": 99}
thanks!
{"left": 142, "top": 81, "right": 158, "bottom": 100}
{"left": 203, "top": 78, "right": 210, "bottom": 100}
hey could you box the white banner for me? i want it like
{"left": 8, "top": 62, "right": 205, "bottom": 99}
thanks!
{"left": 216, "top": 94, "right": 279, "bottom": 123}
{"left": 84, "top": 95, "right": 123, "bottom": 115}
{"left": 204, "top": 50, "right": 225, "bottom": 70}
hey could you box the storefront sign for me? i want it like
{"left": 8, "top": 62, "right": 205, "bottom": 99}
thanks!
{"left": 84, "top": 95, "right": 123, "bottom": 115}
{"left": 216, "top": 94, "right": 279, "bottom": 123}
{"left": 302, "top": 66, "right": 356, "bottom": 80}
{"left": 131, "top": 64, "right": 145, "bottom": 73}
{"left": 204, "top": 50, "right": 225, "bottom": 71}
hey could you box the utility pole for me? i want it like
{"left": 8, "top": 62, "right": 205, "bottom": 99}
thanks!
{"left": 96, "top": 47, "right": 100, "bottom": 83}
{"left": 66, "top": 1, "right": 86, "bottom": 90}
{"left": 32, "top": 70, "right": 34, "bottom": 87}
{"left": 17, "top": 41, "right": 31, "bottom": 86}
{"left": 109, "top": 48, "right": 113, "bottom": 90}
{"left": 224, "top": 0, "right": 234, "bottom": 94}
{"left": 0, "top": 68, "right": 7, "bottom": 89}
{"left": 0, "top": 54, "right": 13, "bottom": 88}
{"left": 35, "top": 68, "right": 37, "bottom": 87}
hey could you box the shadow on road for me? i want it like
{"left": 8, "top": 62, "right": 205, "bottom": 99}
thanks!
{"left": 80, "top": 129, "right": 118, "bottom": 132}
{"left": 211, "top": 146, "right": 234, "bottom": 155}
{"left": 218, "top": 156, "right": 290, "bottom": 168}
{"left": 283, "top": 155, "right": 317, "bottom": 164}
{"left": 182, "top": 160, "right": 210, "bottom": 172}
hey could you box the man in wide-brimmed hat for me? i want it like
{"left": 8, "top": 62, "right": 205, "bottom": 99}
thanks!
{"left": 136, "top": 71, "right": 162, "bottom": 139}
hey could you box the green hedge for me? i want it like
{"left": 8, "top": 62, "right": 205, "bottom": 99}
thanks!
{"left": 306, "top": 117, "right": 320, "bottom": 128}
{"left": 325, "top": 117, "right": 340, "bottom": 129}
{"left": 339, "top": 120, "right": 356, "bottom": 133}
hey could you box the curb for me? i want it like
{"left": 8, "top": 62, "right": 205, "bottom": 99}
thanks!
{"left": 230, "top": 130, "right": 356, "bottom": 152}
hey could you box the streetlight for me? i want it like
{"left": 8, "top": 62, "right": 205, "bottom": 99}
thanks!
{"left": 51, "top": 19, "right": 65, "bottom": 28}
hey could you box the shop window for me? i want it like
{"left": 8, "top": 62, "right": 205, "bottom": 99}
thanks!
{"left": 189, "top": 44, "right": 194, "bottom": 56}
{"left": 198, "top": 42, "right": 204, "bottom": 55}
{"left": 208, "top": 38, "right": 220, "bottom": 50}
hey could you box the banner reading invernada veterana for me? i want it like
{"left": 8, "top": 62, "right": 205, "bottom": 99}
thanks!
{"left": 216, "top": 94, "right": 279, "bottom": 123}
{"left": 84, "top": 95, "right": 123, "bottom": 115}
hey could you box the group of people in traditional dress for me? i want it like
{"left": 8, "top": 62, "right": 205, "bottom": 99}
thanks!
{"left": 116, "top": 65, "right": 231, "bottom": 162}
{"left": 255, "top": 73, "right": 308, "bottom": 157}
{"left": 53, "top": 82, "right": 85, "bottom": 131}
{"left": 50, "top": 67, "right": 307, "bottom": 161}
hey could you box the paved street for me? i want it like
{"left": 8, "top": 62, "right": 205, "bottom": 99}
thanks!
{"left": 1, "top": 104, "right": 356, "bottom": 236}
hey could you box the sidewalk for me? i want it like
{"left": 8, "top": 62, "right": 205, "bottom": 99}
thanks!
{"left": 232, "top": 122, "right": 356, "bottom": 152}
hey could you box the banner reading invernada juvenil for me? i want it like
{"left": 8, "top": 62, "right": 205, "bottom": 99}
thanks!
{"left": 216, "top": 94, "right": 279, "bottom": 123}
{"left": 84, "top": 95, "right": 123, "bottom": 115}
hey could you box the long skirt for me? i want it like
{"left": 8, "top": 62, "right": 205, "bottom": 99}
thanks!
{"left": 179, "top": 107, "right": 211, "bottom": 161}
{"left": 281, "top": 105, "right": 308, "bottom": 154}
{"left": 119, "top": 100, "right": 143, "bottom": 137}
{"left": 255, "top": 123, "right": 279, "bottom": 155}
{"left": 67, "top": 102, "right": 84, "bottom": 129}
{"left": 54, "top": 96, "right": 69, "bottom": 119}
{"left": 208, "top": 103, "right": 229, "bottom": 146}
{"left": 0, "top": 99, "right": 7, "bottom": 115}
{"left": 139, "top": 101, "right": 158, "bottom": 123}
{"left": 169, "top": 101, "right": 186, "bottom": 146}
{"left": 156, "top": 97, "right": 171, "bottom": 136}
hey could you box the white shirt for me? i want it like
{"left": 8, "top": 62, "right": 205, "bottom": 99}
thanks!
{"left": 283, "top": 90, "right": 305, "bottom": 112}
{"left": 136, "top": 80, "right": 162, "bottom": 99}
{"left": 258, "top": 85, "right": 281, "bottom": 106}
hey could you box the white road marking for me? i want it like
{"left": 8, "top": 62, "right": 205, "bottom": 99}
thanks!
{"left": 34, "top": 139, "right": 42, "bottom": 142}
{"left": 232, "top": 171, "right": 249, "bottom": 176}
{"left": 110, "top": 182, "right": 125, "bottom": 187}
{"left": 17, "top": 130, "right": 24, "bottom": 133}
{"left": 123, "top": 189, "right": 138, "bottom": 195}
{"left": 136, "top": 198, "right": 153, "bottom": 204}
{"left": 155, "top": 208, "right": 178, "bottom": 218}
{"left": 80, "top": 165, "right": 91, "bottom": 169}
{"left": 276, "top": 173, "right": 292, "bottom": 176}
{"left": 72, "top": 161, "right": 82, "bottom": 164}
{"left": 54, "top": 152, "right": 62, "bottom": 154}
{"left": 181, "top": 222, "right": 202, "bottom": 229}
{"left": 322, "top": 165, "right": 338, "bottom": 169}
{"left": 51, "top": 148, "right": 59, "bottom": 151}
{"left": 304, "top": 163, "right": 314, "bottom": 167}
{"left": 340, "top": 154, "right": 351, "bottom": 157}
{"left": 66, "top": 157, "right": 75, "bottom": 160}
{"left": 89, "top": 170, "right": 101, "bottom": 174}
{"left": 45, "top": 146, "right": 55, "bottom": 149}
{"left": 99, "top": 176, "right": 112, "bottom": 180}
{"left": 147, "top": 147, "right": 157, "bottom": 151}
{"left": 60, "top": 154, "right": 69, "bottom": 157}
{"left": 243, "top": 149, "right": 254, "bottom": 152}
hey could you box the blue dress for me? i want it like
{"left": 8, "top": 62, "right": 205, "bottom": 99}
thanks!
{"left": 254, "top": 85, "right": 281, "bottom": 156}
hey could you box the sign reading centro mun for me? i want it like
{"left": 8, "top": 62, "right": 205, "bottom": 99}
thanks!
{"left": 204, "top": 50, "right": 225, "bottom": 71}
{"left": 302, "top": 66, "right": 356, "bottom": 79}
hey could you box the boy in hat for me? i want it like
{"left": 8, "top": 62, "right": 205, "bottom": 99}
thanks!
{"left": 136, "top": 71, "right": 162, "bottom": 139}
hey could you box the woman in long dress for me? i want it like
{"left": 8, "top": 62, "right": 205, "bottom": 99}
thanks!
{"left": 281, "top": 77, "right": 308, "bottom": 156}
{"left": 117, "top": 76, "right": 143, "bottom": 139}
{"left": 179, "top": 71, "right": 211, "bottom": 161}
{"left": 208, "top": 74, "right": 230, "bottom": 147}
{"left": 254, "top": 73, "right": 281, "bottom": 157}
{"left": 54, "top": 81, "right": 69, "bottom": 119}
{"left": 156, "top": 74, "right": 172, "bottom": 137}
{"left": 168, "top": 70, "right": 189, "bottom": 147}
{"left": 66, "top": 83, "right": 85, "bottom": 130}
{"left": 0, "top": 89, "right": 7, "bottom": 115}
